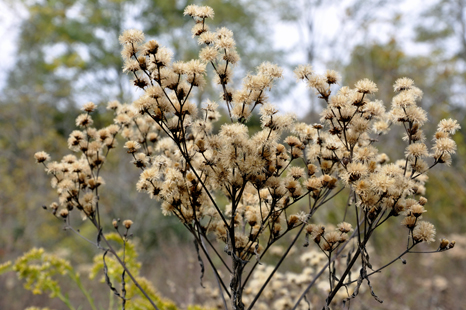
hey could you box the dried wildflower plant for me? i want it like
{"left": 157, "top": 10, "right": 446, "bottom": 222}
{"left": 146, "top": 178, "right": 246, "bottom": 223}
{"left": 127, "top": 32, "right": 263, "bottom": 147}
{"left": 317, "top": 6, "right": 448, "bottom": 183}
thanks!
{"left": 35, "top": 4, "right": 461, "bottom": 310}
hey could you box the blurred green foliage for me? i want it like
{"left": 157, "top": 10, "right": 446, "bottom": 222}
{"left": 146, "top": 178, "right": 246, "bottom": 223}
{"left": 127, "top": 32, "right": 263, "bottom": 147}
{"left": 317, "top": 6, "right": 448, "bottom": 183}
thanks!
{"left": 4, "top": 241, "right": 210, "bottom": 310}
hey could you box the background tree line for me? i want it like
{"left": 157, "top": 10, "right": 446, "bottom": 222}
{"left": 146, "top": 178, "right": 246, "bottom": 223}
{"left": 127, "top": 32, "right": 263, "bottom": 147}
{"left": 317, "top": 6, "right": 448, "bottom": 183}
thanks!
{"left": 0, "top": 0, "right": 465, "bottom": 309}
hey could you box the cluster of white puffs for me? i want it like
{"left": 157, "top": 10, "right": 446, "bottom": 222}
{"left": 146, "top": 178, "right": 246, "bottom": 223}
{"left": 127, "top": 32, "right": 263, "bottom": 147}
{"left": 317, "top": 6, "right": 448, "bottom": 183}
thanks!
{"left": 35, "top": 3, "right": 460, "bottom": 307}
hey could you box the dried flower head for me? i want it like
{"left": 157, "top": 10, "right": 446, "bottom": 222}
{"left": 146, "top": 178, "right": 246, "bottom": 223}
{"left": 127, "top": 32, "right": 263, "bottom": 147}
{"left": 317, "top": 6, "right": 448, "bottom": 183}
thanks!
{"left": 123, "top": 59, "right": 140, "bottom": 73}
{"left": 433, "top": 137, "right": 457, "bottom": 155}
{"left": 199, "top": 46, "right": 218, "bottom": 62}
{"left": 76, "top": 114, "right": 93, "bottom": 128}
{"left": 392, "top": 92, "right": 416, "bottom": 108}
{"left": 413, "top": 221, "right": 436, "bottom": 243}
{"left": 59, "top": 209, "right": 69, "bottom": 218}
{"left": 437, "top": 118, "right": 461, "bottom": 135}
{"left": 123, "top": 219, "right": 133, "bottom": 229}
{"left": 294, "top": 64, "right": 313, "bottom": 80}
{"left": 119, "top": 29, "right": 145, "bottom": 45}
{"left": 337, "top": 222, "right": 353, "bottom": 233}
{"left": 408, "top": 204, "right": 426, "bottom": 217}
{"left": 183, "top": 4, "right": 199, "bottom": 17}
{"left": 82, "top": 102, "right": 97, "bottom": 113}
{"left": 197, "top": 6, "right": 215, "bottom": 19}
{"left": 393, "top": 77, "right": 414, "bottom": 92}
{"left": 325, "top": 69, "right": 340, "bottom": 84}
{"left": 439, "top": 238, "right": 449, "bottom": 250}
{"left": 355, "top": 78, "right": 378, "bottom": 94}
{"left": 401, "top": 216, "right": 417, "bottom": 229}
{"left": 406, "top": 143, "right": 429, "bottom": 158}
{"left": 107, "top": 100, "right": 120, "bottom": 110}
{"left": 124, "top": 141, "right": 141, "bottom": 153}
{"left": 34, "top": 151, "right": 50, "bottom": 163}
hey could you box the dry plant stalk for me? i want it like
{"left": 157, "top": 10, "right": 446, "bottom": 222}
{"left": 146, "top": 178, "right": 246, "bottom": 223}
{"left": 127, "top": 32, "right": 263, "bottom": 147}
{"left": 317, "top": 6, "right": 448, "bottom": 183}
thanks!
{"left": 35, "top": 4, "right": 461, "bottom": 310}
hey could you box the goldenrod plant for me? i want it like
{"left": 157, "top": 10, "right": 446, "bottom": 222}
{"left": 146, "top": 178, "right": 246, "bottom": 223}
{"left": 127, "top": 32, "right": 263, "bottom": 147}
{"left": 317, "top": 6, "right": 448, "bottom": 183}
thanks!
{"left": 34, "top": 4, "right": 460, "bottom": 310}
{"left": 8, "top": 248, "right": 97, "bottom": 310}
{"left": 2, "top": 244, "right": 207, "bottom": 310}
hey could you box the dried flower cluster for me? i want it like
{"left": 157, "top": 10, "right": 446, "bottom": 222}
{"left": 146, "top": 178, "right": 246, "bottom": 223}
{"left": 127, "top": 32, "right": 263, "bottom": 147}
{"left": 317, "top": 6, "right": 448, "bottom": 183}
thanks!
{"left": 200, "top": 248, "right": 368, "bottom": 310}
{"left": 36, "top": 4, "right": 461, "bottom": 310}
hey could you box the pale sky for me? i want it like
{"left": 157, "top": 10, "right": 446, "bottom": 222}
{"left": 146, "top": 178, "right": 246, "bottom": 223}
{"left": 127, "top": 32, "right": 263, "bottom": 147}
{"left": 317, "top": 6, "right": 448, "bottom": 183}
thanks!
{"left": 269, "top": 0, "right": 432, "bottom": 113}
{"left": 0, "top": 2, "right": 28, "bottom": 91}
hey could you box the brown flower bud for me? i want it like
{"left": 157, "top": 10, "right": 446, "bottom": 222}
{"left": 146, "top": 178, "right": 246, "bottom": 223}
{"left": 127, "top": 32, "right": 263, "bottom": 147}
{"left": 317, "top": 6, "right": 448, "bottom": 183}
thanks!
{"left": 321, "top": 175, "right": 332, "bottom": 187}
{"left": 137, "top": 56, "right": 147, "bottom": 70}
{"left": 276, "top": 144, "right": 286, "bottom": 154}
{"left": 60, "top": 209, "right": 69, "bottom": 218}
{"left": 307, "top": 164, "right": 317, "bottom": 176}
{"left": 439, "top": 238, "right": 449, "bottom": 250}
{"left": 196, "top": 139, "right": 206, "bottom": 152}
{"left": 419, "top": 196, "right": 428, "bottom": 206}
{"left": 50, "top": 202, "right": 59, "bottom": 210}
{"left": 287, "top": 215, "right": 299, "bottom": 228}
{"left": 123, "top": 219, "right": 133, "bottom": 229}
{"left": 34, "top": 151, "right": 50, "bottom": 163}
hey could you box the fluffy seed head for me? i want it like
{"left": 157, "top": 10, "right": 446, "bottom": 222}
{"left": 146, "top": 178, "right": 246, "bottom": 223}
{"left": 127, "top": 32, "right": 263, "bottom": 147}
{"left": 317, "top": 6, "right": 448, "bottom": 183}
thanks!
{"left": 433, "top": 138, "right": 457, "bottom": 155}
{"left": 60, "top": 209, "right": 69, "bottom": 218}
{"left": 413, "top": 221, "right": 436, "bottom": 243}
{"left": 123, "top": 219, "right": 133, "bottom": 229}
{"left": 437, "top": 118, "right": 461, "bottom": 135}
{"left": 393, "top": 77, "right": 414, "bottom": 92}
{"left": 82, "top": 102, "right": 97, "bottom": 113}
{"left": 406, "top": 143, "right": 429, "bottom": 158}
{"left": 294, "top": 64, "right": 313, "bottom": 80}
{"left": 325, "top": 69, "right": 340, "bottom": 84}
{"left": 124, "top": 141, "right": 141, "bottom": 153}
{"left": 34, "top": 151, "right": 50, "bottom": 163}
{"left": 119, "top": 29, "right": 145, "bottom": 45}
{"left": 337, "top": 222, "right": 353, "bottom": 233}
{"left": 76, "top": 114, "right": 93, "bottom": 128}
{"left": 355, "top": 78, "right": 378, "bottom": 94}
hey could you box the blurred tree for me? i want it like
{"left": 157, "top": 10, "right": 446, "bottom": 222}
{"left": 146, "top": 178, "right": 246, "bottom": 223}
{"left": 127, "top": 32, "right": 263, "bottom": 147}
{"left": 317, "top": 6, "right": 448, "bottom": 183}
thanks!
{"left": 342, "top": 39, "right": 466, "bottom": 232}
{"left": 296, "top": 0, "right": 466, "bottom": 232}
{"left": 0, "top": 0, "right": 297, "bottom": 266}
{"left": 0, "top": 1, "right": 292, "bottom": 308}
{"left": 281, "top": 0, "right": 391, "bottom": 113}
{"left": 3, "top": 0, "right": 290, "bottom": 106}
{"left": 343, "top": 39, "right": 457, "bottom": 109}
{"left": 0, "top": 0, "right": 292, "bottom": 257}
{"left": 414, "top": 0, "right": 466, "bottom": 109}
{"left": 413, "top": 0, "right": 466, "bottom": 232}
